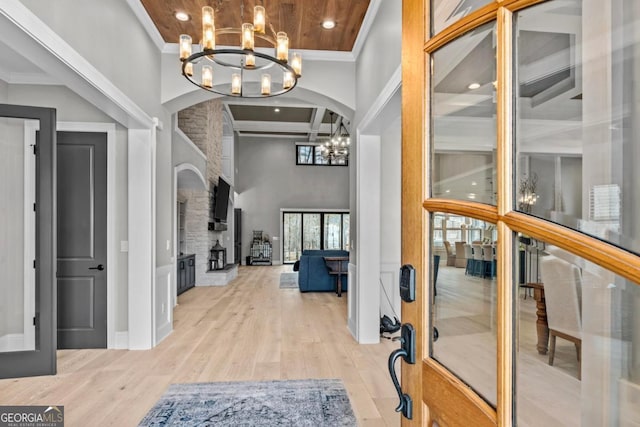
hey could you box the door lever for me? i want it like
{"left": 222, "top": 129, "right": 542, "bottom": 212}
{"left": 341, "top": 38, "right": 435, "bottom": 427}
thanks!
{"left": 88, "top": 264, "right": 104, "bottom": 271}
{"left": 387, "top": 323, "right": 415, "bottom": 420}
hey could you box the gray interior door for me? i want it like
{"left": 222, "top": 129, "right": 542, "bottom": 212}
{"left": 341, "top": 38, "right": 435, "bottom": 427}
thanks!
{"left": 56, "top": 131, "right": 107, "bottom": 349}
{"left": 0, "top": 104, "right": 57, "bottom": 379}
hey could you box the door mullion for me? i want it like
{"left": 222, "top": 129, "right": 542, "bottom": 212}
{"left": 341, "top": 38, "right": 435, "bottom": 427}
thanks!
{"left": 496, "top": 5, "right": 515, "bottom": 426}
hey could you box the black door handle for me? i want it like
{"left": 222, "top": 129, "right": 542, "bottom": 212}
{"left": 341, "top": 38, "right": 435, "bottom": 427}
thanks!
{"left": 388, "top": 348, "right": 413, "bottom": 419}
{"left": 387, "top": 323, "right": 416, "bottom": 420}
{"left": 88, "top": 264, "right": 104, "bottom": 271}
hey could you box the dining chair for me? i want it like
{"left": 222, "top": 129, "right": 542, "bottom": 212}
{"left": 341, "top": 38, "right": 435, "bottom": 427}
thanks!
{"left": 464, "top": 244, "right": 474, "bottom": 275}
{"left": 454, "top": 241, "right": 467, "bottom": 268}
{"left": 443, "top": 241, "right": 456, "bottom": 266}
{"left": 471, "top": 244, "right": 484, "bottom": 277}
{"left": 540, "top": 254, "right": 582, "bottom": 379}
{"left": 482, "top": 244, "right": 495, "bottom": 278}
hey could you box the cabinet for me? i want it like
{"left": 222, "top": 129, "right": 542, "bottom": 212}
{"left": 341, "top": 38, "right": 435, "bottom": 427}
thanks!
{"left": 177, "top": 254, "right": 196, "bottom": 295}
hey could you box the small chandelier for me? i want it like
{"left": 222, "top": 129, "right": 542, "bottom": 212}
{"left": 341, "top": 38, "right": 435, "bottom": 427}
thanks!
{"left": 320, "top": 112, "right": 350, "bottom": 162}
{"left": 518, "top": 173, "right": 539, "bottom": 213}
{"left": 179, "top": 2, "right": 302, "bottom": 98}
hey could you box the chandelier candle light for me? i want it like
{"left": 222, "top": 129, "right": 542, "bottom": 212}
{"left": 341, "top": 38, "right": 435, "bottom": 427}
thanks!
{"left": 179, "top": 3, "right": 302, "bottom": 98}
{"left": 320, "top": 112, "right": 351, "bottom": 162}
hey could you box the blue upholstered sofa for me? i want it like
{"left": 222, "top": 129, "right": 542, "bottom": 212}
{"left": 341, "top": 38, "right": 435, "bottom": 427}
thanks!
{"left": 298, "top": 250, "right": 349, "bottom": 292}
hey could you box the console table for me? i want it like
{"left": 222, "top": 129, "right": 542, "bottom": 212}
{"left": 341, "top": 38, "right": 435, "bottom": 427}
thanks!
{"left": 323, "top": 256, "right": 349, "bottom": 297}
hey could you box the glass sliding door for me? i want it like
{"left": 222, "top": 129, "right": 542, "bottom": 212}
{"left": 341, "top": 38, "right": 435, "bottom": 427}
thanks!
{"left": 282, "top": 211, "right": 350, "bottom": 263}
{"left": 283, "top": 213, "right": 302, "bottom": 263}
{"left": 324, "top": 214, "right": 343, "bottom": 250}
{"left": 302, "top": 213, "right": 321, "bottom": 250}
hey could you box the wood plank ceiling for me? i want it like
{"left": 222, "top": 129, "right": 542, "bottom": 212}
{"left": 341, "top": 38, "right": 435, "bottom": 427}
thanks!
{"left": 140, "top": 0, "right": 370, "bottom": 51}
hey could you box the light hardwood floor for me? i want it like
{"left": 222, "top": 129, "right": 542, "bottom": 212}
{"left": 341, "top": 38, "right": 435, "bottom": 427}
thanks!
{"left": 0, "top": 265, "right": 399, "bottom": 426}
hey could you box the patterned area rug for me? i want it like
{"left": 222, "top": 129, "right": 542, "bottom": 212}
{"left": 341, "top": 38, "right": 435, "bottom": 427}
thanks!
{"left": 279, "top": 272, "right": 299, "bottom": 288}
{"left": 138, "top": 379, "right": 356, "bottom": 426}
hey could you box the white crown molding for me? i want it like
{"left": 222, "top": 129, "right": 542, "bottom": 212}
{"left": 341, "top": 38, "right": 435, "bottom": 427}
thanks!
{"left": 352, "top": 0, "right": 383, "bottom": 60}
{"left": 358, "top": 65, "right": 401, "bottom": 132}
{"left": 125, "top": 0, "right": 165, "bottom": 51}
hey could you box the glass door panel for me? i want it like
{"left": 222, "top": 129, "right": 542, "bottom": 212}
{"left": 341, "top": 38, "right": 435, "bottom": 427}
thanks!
{"left": 0, "top": 103, "right": 56, "bottom": 379}
{"left": 324, "top": 214, "right": 342, "bottom": 250}
{"left": 431, "top": 212, "right": 498, "bottom": 406}
{"left": 342, "top": 214, "right": 350, "bottom": 251}
{"left": 515, "top": 236, "right": 640, "bottom": 425}
{"left": 283, "top": 213, "right": 301, "bottom": 263}
{"left": 302, "top": 213, "right": 321, "bottom": 250}
{"left": 432, "top": 21, "right": 497, "bottom": 205}
{"left": 514, "top": 0, "right": 640, "bottom": 256}
{"left": 0, "top": 117, "right": 36, "bottom": 353}
{"left": 431, "top": 0, "right": 494, "bottom": 35}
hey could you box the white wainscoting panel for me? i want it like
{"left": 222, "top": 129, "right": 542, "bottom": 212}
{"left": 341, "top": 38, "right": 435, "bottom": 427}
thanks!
{"left": 347, "top": 263, "right": 358, "bottom": 341}
{"left": 380, "top": 262, "right": 401, "bottom": 322}
{"left": 155, "top": 264, "right": 173, "bottom": 345}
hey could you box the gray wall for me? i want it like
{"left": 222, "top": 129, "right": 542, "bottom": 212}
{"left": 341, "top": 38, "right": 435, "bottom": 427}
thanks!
{"left": 236, "top": 138, "right": 349, "bottom": 263}
{"left": 19, "top": 0, "right": 174, "bottom": 269}
{"left": 352, "top": 0, "right": 402, "bottom": 263}
{"left": 0, "top": 79, "right": 7, "bottom": 101}
{"left": 355, "top": 0, "right": 402, "bottom": 125}
{"left": 7, "top": 84, "right": 130, "bottom": 332}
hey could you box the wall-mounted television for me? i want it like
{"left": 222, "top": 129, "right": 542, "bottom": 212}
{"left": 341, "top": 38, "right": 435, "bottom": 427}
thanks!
{"left": 212, "top": 176, "right": 231, "bottom": 222}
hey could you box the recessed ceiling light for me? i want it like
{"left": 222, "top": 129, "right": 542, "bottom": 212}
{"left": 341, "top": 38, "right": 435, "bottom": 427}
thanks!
{"left": 274, "top": 108, "right": 280, "bottom": 113}
{"left": 468, "top": 193, "right": 476, "bottom": 199}
{"left": 471, "top": 181, "right": 477, "bottom": 186}
{"left": 175, "top": 11, "right": 190, "bottom": 22}
{"left": 322, "top": 20, "right": 336, "bottom": 30}
{"left": 445, "top": 189, "right": 451, "bottom": 193}
{"left": 468, "top": 82, "right": 481, "bottom": 90}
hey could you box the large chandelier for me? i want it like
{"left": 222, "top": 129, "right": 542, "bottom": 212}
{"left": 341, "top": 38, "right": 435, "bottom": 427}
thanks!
{"left": 179, "top": 2, "right": 302, "bottom": 98}
{"left": 320, "top": 112, "right": 350, "bottom": 162}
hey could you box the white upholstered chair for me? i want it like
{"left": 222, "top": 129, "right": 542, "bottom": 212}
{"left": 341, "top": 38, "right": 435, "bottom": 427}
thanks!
{"left": 454, "top": 241, "right": 467, "bottom": 268}
{"left": 539, "top": 254, "right": 582, "bottom": 379}
{"left": 443, "top": 241, "right": 456, "bottom": 266}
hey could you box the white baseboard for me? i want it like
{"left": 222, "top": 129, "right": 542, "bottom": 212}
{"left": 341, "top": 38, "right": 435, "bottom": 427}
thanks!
{"left": 114, "top": 331, "right": 129, "bottom": 349}
{"left": 0, "top": 334, "right": 26, "bottom": 352}
{"left": 156, "top": 322, "right": 173, "bottom": 345}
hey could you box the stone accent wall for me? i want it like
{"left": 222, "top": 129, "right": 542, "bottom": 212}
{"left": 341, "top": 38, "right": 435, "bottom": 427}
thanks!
{"left": 177, "top": 99, "right": 223, "bottom": 184}
{"left": 177, "top": 99, "right": 228, "bottom": 285}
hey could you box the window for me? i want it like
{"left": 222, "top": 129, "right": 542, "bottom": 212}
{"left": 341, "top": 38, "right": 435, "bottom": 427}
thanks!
{"left": 282, "top": 211, "right": 350, "bottom": 263}
{"left": 295, "top": 145, "right": 348, "bottom": 166}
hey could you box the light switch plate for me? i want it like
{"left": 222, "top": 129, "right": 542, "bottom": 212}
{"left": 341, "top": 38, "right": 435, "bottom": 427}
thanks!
{"left": 120, "top": 241, "right": 129, "bottom": 252}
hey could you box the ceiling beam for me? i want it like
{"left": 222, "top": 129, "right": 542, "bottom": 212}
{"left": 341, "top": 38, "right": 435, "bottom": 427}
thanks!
{"left": 308, "top": 107, "right": 326, "bottom": 142}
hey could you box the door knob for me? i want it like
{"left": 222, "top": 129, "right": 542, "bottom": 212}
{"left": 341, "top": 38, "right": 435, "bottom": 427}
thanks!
{"left": 88, "top": 264, "right": 105, "bottom": 271}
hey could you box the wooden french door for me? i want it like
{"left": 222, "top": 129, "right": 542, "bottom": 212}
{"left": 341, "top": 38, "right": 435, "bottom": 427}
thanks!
{"left": 401, "top": 0, "right": 640, "bottom": 426}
